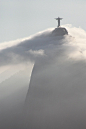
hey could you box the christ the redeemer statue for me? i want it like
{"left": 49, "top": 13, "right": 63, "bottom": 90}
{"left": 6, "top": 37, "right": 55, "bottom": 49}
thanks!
{"left": 55, "top": 17, "right": 63, "bottom": 27}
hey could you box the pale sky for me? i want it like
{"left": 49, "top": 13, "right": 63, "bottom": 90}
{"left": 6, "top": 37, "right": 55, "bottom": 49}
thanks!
{"left": 0, "top": 0, "right": 86, "bottom": 43}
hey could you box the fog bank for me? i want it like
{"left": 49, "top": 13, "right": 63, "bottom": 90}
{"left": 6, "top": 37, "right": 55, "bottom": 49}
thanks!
{"left": 0, "top": 25, "right": 86, "bottom": 129}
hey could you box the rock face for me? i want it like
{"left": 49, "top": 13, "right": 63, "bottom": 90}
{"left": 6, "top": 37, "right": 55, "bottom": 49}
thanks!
{"left": 24, "top": 57, "right": 86, "bottom": 129}
{"left": 52, "top": 27, "right": 68, "bottom": 36}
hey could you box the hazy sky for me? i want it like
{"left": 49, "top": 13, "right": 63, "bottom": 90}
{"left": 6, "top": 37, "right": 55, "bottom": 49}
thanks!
{"left": 0, "top": 0, "right": 86, "bottom": 42}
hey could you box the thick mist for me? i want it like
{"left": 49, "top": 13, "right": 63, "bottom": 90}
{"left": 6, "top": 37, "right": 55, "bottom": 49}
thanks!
{"left": 0, "top": 25, "right": 86, "bottom": 129}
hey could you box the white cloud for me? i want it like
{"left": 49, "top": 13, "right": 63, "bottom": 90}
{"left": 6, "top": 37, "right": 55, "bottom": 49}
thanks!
{"left": 0, "top": 25, "right": 86, "bottom": 128}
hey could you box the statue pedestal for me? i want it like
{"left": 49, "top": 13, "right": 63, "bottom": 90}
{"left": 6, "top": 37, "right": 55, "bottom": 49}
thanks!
{"left": 52, "top": 27, "right": 68, "bottom": 36}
